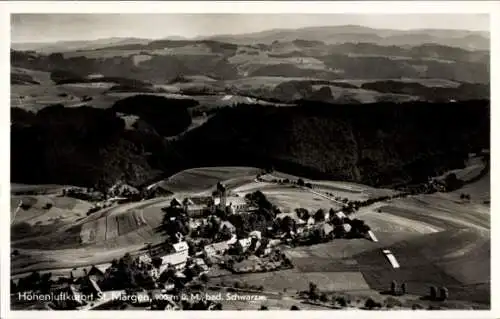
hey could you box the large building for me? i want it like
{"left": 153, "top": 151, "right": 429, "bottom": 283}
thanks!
{"left": 159, "top": 241, "right": 190, "bottom": 271}
{"left": 182, "top": 197, "right": 214, "bottom": 217}
{"left": 214, "top": 196, "right": 247, "bottom": 212}
{"left": 168, "top": 182, "right": 249, "bottom": 217}
{"left": 204, "top": 235, "right": 237, "bottom": 257}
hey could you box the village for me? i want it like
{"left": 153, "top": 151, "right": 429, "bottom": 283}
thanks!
{"left": 11, "top": 158, "right": 480, "bottom": 311}
{"left": 11, "top": 171, "right": 392, "bottom": 311}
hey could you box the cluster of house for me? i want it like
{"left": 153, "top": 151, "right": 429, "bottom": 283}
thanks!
{"left": 40, "top": 229, "right": 277, "bottom": 310}
{"left": 39, "top": 238, "right": 206, "bottom": 310}
{"left": 284, "top": 210, "right": 346, "bottom": 236}
{"left": 38, "top": 180, "right": 382, "bottom": 310}
{"left": 202, "top": 230, "right": 277, "bottom": 260}
{"left": 169, "top": 182, "right": 249, "bottom": 217}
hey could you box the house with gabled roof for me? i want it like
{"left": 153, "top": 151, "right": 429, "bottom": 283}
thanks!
{"left": 173, "top": 241, "right": 189, "bottom": 253}
{"left": 237, "top": 238, "right": 253, "bottom": 252}
{"left": 170, "top": 198, "right": 182, "bottom": 208}
{"left": 87, "top": 265, "right": 105, "bottom": 283}
{"left": 159, "top": 250, "right": 189, "bottom": 271}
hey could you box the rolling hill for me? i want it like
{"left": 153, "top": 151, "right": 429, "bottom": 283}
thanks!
{"left": 10, "top": 25, "right": 490, "bottom": 113}
{"left": 11, "top": 25, "right": 490, "bottom": 86}
{"left": 204, "top": 25, "right": 489, "bottom": 51}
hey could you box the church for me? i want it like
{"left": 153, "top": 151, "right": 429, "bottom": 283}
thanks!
{"left": 169, "top": 182, "right": 248, "bottom": 217}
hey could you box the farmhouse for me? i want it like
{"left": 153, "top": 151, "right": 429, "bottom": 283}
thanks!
{"left": 335, "top": 211, "right": 347, "bottom": 219}
{"left": 237, "top": 238, "right": 253, "bottom": 252}
{"left": 254, "top": 239, "right": 272, "bottom": 256}
{"left": 159, "top": 251, "right": 188, "bottom": 272}
{"left": 307, "top": 216, "right": 316, "bottom": 226}
{"left": 108, "top": 181, "right": 139, "bottom": 198}
{"left": 156, "top": 241, "right": 190, "bottom": 272}
{"left": 320, "top": 223, "right": 334, "bottom": 237}
{"left": 87, "top": 265, "right": 105, "bottom": 283}
{"left": 70, "top": 265, "right": 107, "bottom": 283}
{"left": 204, "top": 241, "right": 230, "bottom": 256}
{"left": 203, "top": 235, "right": 237, "bottom": 256}
{"left": 342, "top": 223, "right": 352, "bottom": 233}
{"left": 170, "top": 198, "right": 182, "bottom": 208}
{"left": 138, "top": 254, "right": 152, "bottom": 265}
{"left": 173, "top": 241, "right": 189, "bottom": 253}
{"left": 324, "top": 210, "right": 331, "bottom": 221}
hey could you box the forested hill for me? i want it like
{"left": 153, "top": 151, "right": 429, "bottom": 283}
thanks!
{"left": 11, "top": 99, "right": 489, "bottom": 190}
{"left": 169, "top": 100, "right": 490, "bottom": 186}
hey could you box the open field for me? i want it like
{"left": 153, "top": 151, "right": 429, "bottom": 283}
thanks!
{"left": 218, "top": 168, "right": 489, "bottom": 305}
{"left": 380, "top": 195, "right": 489, "bottom": 233}
{"left": 11, "top": 183, "right": 70, "bottom": 195}
{"left": 212, "top": 269, "right": 372, "bottom": 293}
{"left": 11, "top": 83, "right": 120, "bottom": 111}
{"left": 312, "top": 84, "right": 419, "bottom": 103}
{"left": 11, "top": 195, "right": 92, "bottom": 226}
{"left": 312, "top": 180, "right": 397, "bottom": 201}
{"left": 11, "top": 67, "right": 53, "bottom": 85}
{"left": 333, "top": 78, "right": 462, "bottom": 88}
{"left": 285, "top": 232, "right": 423, "bottom": 262}
{"left": 223, "top": 76, "right": 321, "bottom": 90}
{"left": 12, "top": 70, "right": 473, "bottom": 115}
{"left": 360, "top": 211, "right": 443, "bottom": 234}
{"left": 157, "top": 166, "right": 261, "bottom": 193}
{"left": 452, "top": 170, "right": 490, "bottom": 203}
{"left": 262, "top": 188, "right": 343, "bottom": 212}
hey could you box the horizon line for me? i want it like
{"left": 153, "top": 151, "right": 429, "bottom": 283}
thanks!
{"left": 10, "top": 23, "right": 490, "bottom": 45}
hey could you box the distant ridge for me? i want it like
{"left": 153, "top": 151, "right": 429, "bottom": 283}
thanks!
{"left": 11, "top": 25, "right": 489, "bottom": 53}
{"left": 201, "top": 25, "right": 489, "bottom": 51}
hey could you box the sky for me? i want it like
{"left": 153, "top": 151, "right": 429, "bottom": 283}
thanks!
{"left": 11, "top": 13, "right": 490, "bottom": 43}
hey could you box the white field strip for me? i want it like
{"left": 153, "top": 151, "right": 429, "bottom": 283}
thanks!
{"left": 383, "top": 249, "right": 400, "bottom": 269}
{"left": 222, "top": 95, "right": 233, "bottom": 101}
{"left": 368, "top": 230, "right": 379, "bottom": 242}
{"left": 12, "top": 200, "right": 22, "bottom": 223}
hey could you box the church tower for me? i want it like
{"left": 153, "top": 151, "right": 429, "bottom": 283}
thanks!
{"left": 216, "top": 182, "right": 227, "bottom": 209}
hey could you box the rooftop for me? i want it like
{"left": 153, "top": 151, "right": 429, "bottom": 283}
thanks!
{"left": 173, "top": 241, "right": 189, "bottom": 252}
{"left": 214, "top": 196, "right": 247, "bottom": 207}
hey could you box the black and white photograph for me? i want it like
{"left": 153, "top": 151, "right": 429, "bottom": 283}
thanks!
{"left": 2, "top": 1, "right": 496, "bottom": 315}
